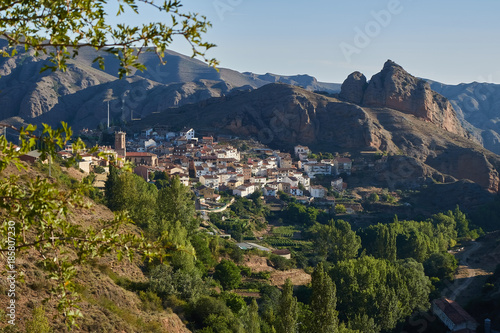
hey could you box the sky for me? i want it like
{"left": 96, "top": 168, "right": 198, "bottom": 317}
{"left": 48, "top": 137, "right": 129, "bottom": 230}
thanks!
{"left": 108, "top": 0, "right": 500, "bottom": 85}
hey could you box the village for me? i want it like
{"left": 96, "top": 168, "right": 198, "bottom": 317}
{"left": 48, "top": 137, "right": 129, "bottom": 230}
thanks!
{"left": 43, "top": 126, "right": 353, "bottom": 212}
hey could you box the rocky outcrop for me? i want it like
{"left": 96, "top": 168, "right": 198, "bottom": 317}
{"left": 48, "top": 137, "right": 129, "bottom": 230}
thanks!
{"left": 361, "top": 60, "right": 466, "bottom": 136}
{"left": 137, "top": 81, "right": 500, "bottom": 193}
{"left": 339, "top": 71, "right": 367, "bottom": 104}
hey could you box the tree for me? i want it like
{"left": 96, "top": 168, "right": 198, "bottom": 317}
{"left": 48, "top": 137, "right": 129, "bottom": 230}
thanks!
{"left": 334, "top": 204, "right": 346, "bottom": 214}
{"left": 0, "top": 0, "right": 218, "bottom": 77}
{"left": 309, "top": 262, "right": 338, "bottom": 333}
{"left": 214, "top": 259, "right": 241, "bottom": 291}
{"left": 104, "top": 164, "right": 120, "bottom": 210}
{"left": 368, "top": 193, "right": 379, "bottom": 202}
{"left": 423, "top": 252, "right": 458, "bottom": 282}
{"left": 310, "top": 220, "right": 361, "bottom": 263}
{"left": 156, "top": 176, "right": 198, "bottom": 235}
{"left": 275, "top": 279, "right": 298, "bottom": 333}
{"left": 360, "top": 224, "right": 397, "bottom": 262}
{"left": 244, "top": 299, "right": 261, "bottom": 333}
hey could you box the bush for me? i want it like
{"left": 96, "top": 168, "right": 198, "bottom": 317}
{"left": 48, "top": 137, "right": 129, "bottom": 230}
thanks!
{"left": 214, "top": 260, "right": 241, "bottom": 291}
{"left": 139, "top": 290, "right": 163, "bottom": 312}
{"left": 269, "top": 254, "right": 294, "bottom": 271}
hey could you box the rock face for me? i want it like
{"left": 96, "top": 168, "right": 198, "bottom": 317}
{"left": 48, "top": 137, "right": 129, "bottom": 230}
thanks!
{"left": 137, "top": 81, "right": 500, "bottom": 193}
{"left": 339, "top": 71, "right": 367, "bottom": 104}
{"left": 361, "top": 60, "right": 466, "bottom": 136}
{"left": 430, "top": 80, "right": 500, "bottom": 155}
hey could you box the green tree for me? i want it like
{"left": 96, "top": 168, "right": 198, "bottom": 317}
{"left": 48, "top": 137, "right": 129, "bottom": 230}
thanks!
{"left": 423, "top": 252, "right": 458, "bottom": 282}
{"left": 214, "top": 259, "right": 241, "bottom": 291}
{"left": 104, "top": 164, "right": 120, "bottom": 210}
{"left": 332, "top": 256, "right": 430, "bottom": 331}
{"left": 244, "top": 299, "right": 261, "bottom": 333}
{"left": 309, "top": 262, "right": 338, "bottom": 333}
{"left": 360, "top": 224, "right": 397, "bottom": 262}
{"left": 0, "top": 0, "right": 217, "bottom": 77}
{"left": 275, "top": 279, "right": 298, "bottom": 333}
{"left": 156, "top": 176, "right": 198, "bottom": 235}
{"left": 310, "top": 220, "right": 361, "bottom": 263}
{"left": 334, "top": 204, "right": 347, "bottom": 214}
{"left": 368, "top": 193, "right": 379, "bottom": 202}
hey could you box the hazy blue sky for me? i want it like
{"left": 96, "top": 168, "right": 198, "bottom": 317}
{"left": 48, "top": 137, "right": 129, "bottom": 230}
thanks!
{"left": 109, "top": 0, "right": 500, "bottom": 84}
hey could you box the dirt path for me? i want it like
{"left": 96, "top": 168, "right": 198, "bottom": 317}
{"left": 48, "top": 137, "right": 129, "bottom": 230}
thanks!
{"left": 448, "top": 241, "right": 482, "bottom": 301}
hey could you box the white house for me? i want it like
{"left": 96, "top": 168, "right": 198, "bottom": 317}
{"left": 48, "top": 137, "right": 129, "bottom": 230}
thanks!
{"left": 233, "top": 184, "right": 256, "bottom": 197}
{"left": 294, "top": 145, "right": 310, "bottom": 157}
{"left": 290, "top": 187, "right": 303, "bottom": 196}
{"left": 144, "top": 139, "right": 157, "bottom": 150}
{"left": 180, "top": 127, "right": 195, "bottom": 140}
{"left": 310, "top": 185, "right": 327, "bottom": 198}
{"left": 263, "top": 186, "right": 278, "bottom": 197}
{"left": 336, "top": 157, "right": 352, "bottom": 175}
{"left": 200, "top": 175, "right": 220, "bottom": 190}
{"left": 303, "top": 163, "right": 332, "bottom": 178}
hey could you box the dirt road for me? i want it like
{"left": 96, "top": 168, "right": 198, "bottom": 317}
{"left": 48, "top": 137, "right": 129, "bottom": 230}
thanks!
{"left": 448, "top": 241, "right": 482, "bottom": 301}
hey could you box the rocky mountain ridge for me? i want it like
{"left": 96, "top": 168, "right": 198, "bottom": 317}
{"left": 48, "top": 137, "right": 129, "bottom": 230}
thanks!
{"left": 341, "top": 60, "right": 466, "bottom": 137}
{"left": 0, "top": 40, "right": 338, "bottom": 131}
{"left": 135, "top": 62, "right": 500, "bottom": 194}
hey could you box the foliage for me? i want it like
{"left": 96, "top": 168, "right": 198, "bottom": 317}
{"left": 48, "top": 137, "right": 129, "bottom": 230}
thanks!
{"left": 156, "top": 176, "right": 198, "bottom": 235}
{"left": 368, "top": 193, "right": 379, "bottom": 202}
{"left": 309, "top": 220, "right": 361, "bottom": 263}
{"left": 308, "top": 262, "right": 338, "bottom": 333}
{"left": 331, "top": 256, "right": 431, "bottom": 331}
{"left": 423, "top": 252, "right": 458, "bottom": 282}
{"left": 243, "top": 299, "right": 261, "bottom": 333}
{"left": 268, "top": 254, "right": 295, "bottom": 271}
{"left": 214, "top": 259, "right": 241, "bottom": 291}
{"left": 189, "top": 296, "right": 240, "bottom": 332}
{"left": 0, "top": 0, "right": 218, "bottom": 78}
{"left": 275, "top": 279, "right": 298, "bottom": 333}
{"left": 334, "top": 204, "right": 347, "bottom": 214}
{"left": 359, "top": 223, "right": 397, "bottom": 262}
{"left": 281, "top": 202, "right": 320, "bottom": 226}
{"left": 25, "top": 306, "right": 52, "bottom": 333}
{"left": 220, "top": 291, "right": 247, "bottom": 315}
{"left": 105, "top": 166, "right": 157, "bottom": 227}
{"left": 149, "top": 264, "right": 206, "bottom": 302}
{"left": 0, "top": 123, "right": 158, "bottom": 329}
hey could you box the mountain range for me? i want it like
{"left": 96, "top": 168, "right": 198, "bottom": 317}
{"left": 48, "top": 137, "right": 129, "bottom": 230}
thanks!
{"left": 2, "top": 41, "right": 500, "bottom": 199}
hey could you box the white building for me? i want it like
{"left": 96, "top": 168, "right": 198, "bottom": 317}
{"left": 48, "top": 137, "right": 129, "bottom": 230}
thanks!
{"left": 310, "top": 185, "right": 327, "bottom": 198}
{"left": 294, "top": 145, "right": 310, "bottom": 158}
{"left": 233, "top": 184, "right": 256, "bottom": 197}
{"left": 200, "top": 175, "right": 220, "bottom": 190}
{"left": 180, "top": 127, "right": 195, "bottom": 140}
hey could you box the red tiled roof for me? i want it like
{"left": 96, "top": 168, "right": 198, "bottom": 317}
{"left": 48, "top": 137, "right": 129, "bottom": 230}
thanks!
{"left": 127, "top": 152, "right": 156, "bottom": 157}
{"left": 433, "top": 298, "right": 477, "bottom": 325}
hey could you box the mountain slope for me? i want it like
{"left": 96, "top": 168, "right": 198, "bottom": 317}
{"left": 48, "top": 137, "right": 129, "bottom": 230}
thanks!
{"left": 429, "top": 80, "right": 500, "bottom": 155}
{"left": 135, "top": 63, "right": 500, "bottom": 193}
{"left": 0, "top": 41, "right": 339, "bottom": 131}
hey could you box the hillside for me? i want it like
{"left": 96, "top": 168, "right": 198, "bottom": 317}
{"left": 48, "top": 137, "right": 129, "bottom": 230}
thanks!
{"left": 0, "top": 162, "right": 191, "bottom": 332}
{"left": 429, "top": 80, "right": 500, "bottom": 155}
{"left": 134, "top": 61, "right": 500, "bottom": 194}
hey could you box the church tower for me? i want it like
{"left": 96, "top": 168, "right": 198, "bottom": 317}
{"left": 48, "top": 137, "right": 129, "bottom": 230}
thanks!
{"left": 114, "top": 131, "right": 126, "bottom": 157}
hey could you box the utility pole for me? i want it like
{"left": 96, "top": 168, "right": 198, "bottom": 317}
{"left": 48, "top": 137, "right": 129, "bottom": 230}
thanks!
{"left": 107, "top": 101, "right": 110, "bottom": 128}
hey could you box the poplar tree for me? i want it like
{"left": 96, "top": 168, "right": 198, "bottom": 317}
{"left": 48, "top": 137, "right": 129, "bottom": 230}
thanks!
{"left": 275, "top": 279, "right": 298, "bottom": 333}
{"left": 309, "top": 262, "right": 339, "bottom": 333}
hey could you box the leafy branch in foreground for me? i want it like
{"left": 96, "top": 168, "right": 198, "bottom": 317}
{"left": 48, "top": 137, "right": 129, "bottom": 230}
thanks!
{"left": 0, "top": 0, "right": 218, "bottom": 78}
{"left": 0, "top": 122, "right": 160, "bottom": 330}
